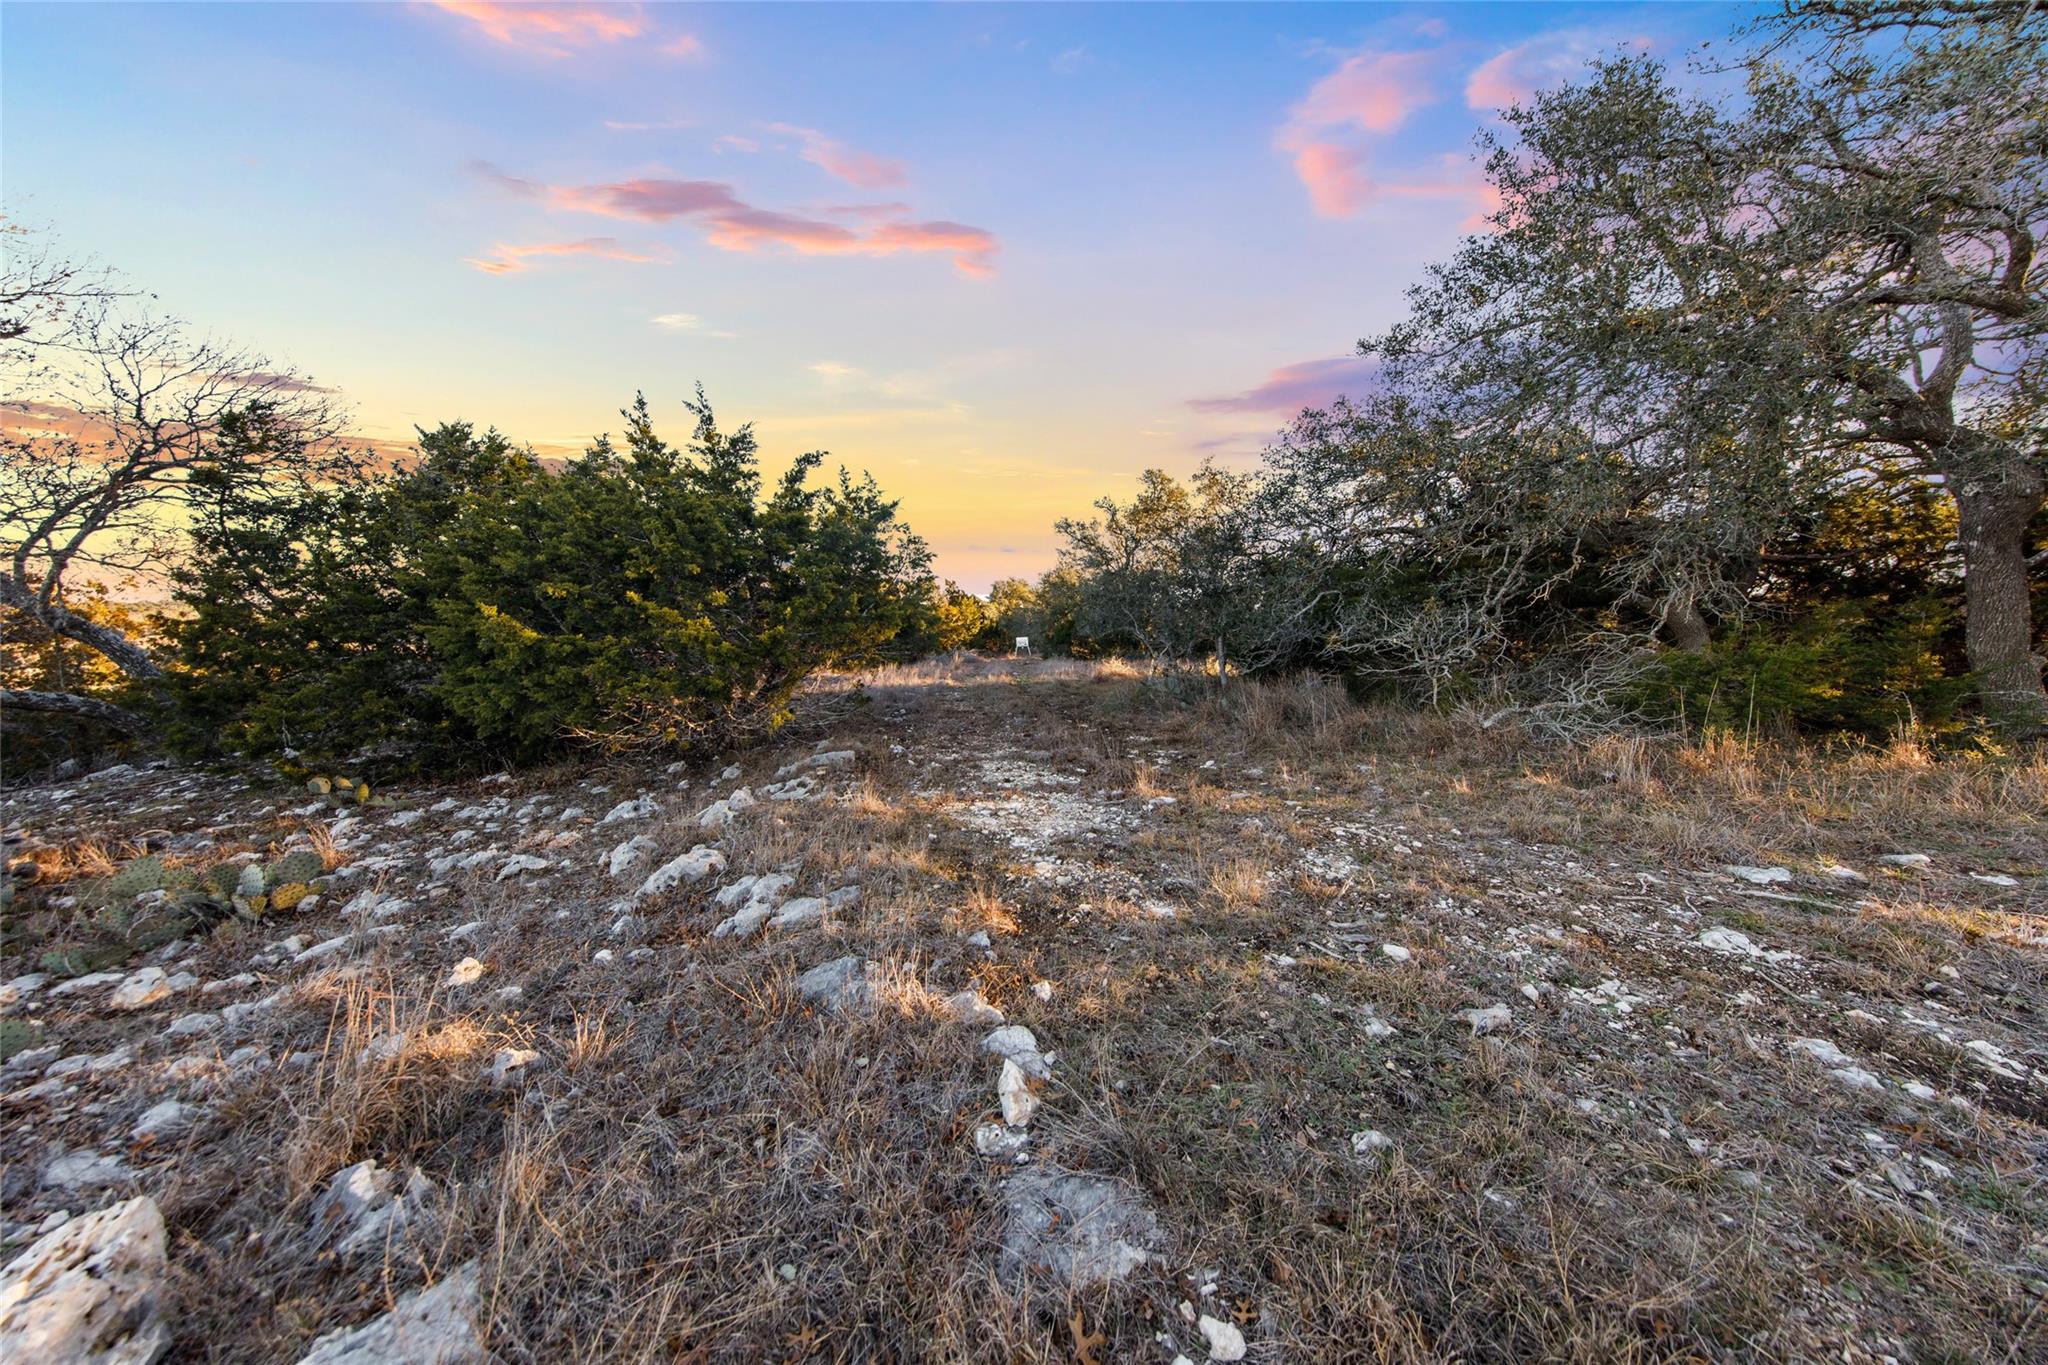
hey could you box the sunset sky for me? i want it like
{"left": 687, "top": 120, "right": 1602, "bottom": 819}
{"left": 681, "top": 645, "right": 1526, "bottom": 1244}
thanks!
{"left": 5, "top": 1, "right": 1743, "bottom": 590}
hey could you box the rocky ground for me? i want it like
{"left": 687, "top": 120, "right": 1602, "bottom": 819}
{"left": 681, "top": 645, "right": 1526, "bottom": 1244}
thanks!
{"left": 1, "top": 655, "right": 2044, "bottom": 1363}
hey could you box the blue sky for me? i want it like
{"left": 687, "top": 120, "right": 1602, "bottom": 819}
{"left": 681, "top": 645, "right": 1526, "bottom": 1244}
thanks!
{"left": 3, "top": 1, "right": 1746, "bottom": 589}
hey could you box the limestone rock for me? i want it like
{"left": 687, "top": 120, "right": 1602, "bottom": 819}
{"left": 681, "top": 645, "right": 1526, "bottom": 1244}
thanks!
{"left": 795, "top": 957, "right": 871, "bottom": 1013}
{"left": 638, "top": 847, "right": 726, "bottom": 899}
{"left": 997, "top": 1167, "right": 1161, "bottom": 1286}
{"left": 982, "top": 1025, "right": 1051, "bottom": 1078}
{"left": 1724, "top": 865, "right": 1791, "bottom": 885}
{"left": 107, "top": 968, "right": 171, "bottom": 1012}
{"left": 997, "top": 1059, "right": 1040, "bottom": 1127}
{"left": 0, "top": 1196, "right": 170, "bottom": 1365}
{"left": 295, "top": 1260, "right": 483, "bottom": 1365}
{"left": 603, "top": 835, "right": 658, "bottom": 879}
{"left": 1197, "top": 1315, "right": 1248, "bottom": 1362}
{"left": 599, "top": 795, "right": 658, "bottom": 825}
{"left": 945, "top": 991, "right": 1004, "bottom": 1026}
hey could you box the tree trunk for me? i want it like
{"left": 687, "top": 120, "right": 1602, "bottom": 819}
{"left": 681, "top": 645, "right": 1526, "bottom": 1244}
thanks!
{"left": 2, "top": 689, "right": 149, "bottom": 733}
{"left": 0, "top": 571, "right": 164, "bottom": 681}
{"left": 1951, "top": 470, "right": 2048, "bottom": 734}
{"left": 1659, "top": 589, "right": 1712, "bottom": 653}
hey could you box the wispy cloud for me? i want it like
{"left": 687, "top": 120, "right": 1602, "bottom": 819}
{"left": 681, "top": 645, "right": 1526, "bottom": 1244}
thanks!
{"left": 422, "top": 2, "right": 701, "bottom": 59}
{"left": 767, "top": 123, "right": 908, "bottom": 190}
{"left": 604, "top": 117, "right": 695, "bottom": 132}
{"left": 1275, "top": 45, "right": 1451, "bottom": 220}
{"left": 650, "top": 311, "right": 735, "bottom": 337}
{"left": 1466, "top": 28, "right": 1654, "bottom": 113}
{"left": 1188, "top": 355, "right": 1382, "bottom": 415}
{"left": 1051, "top": 46, "right": 1093, "bottom": 75}
{"left": 1291, "top": 47, "right": 1442, "bottom": 135}
{"left": 424, "top": 2, "right": 647, "bottom": 54}
{"left": 473, "top": 162, "right": 998, "bottom": 277}
{"left": 464, "top": 236, "right": 670, "bottom": 275}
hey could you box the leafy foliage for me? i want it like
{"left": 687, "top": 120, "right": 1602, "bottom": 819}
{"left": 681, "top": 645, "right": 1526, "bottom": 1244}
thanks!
{"left": 169, "top": 390, "right": 932, "bottom": 770}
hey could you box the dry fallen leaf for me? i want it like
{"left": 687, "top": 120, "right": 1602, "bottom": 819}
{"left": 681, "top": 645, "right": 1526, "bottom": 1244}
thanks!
{"left": 1069, "top": 1307, "right": 1106, "bottom": 1365}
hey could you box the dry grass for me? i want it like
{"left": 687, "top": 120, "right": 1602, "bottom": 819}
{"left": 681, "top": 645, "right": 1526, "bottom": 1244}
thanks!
{"left": 3, "top": 659, "right": 2042, "bottom": 1362}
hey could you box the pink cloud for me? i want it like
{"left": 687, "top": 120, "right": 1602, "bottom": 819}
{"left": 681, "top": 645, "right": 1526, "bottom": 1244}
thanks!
{"left": 659, "top": 34, "right": 705, "bottom": 59}
{"left": 1289, "top": 142, "right": 1374, "bottom": 218}
{"left": 1276, "top": 45, "right": 1447, "bottom": 219}
{"left": 424, "top": 2, "right": 650, "bottom": 54}
{"left": 465, "top": 237, "right": 670, "bottom": 275}
{"left": 1189, "top": 356, "right": 1383, "bottom": 415}
{"left": 472, "top": 163, "right": 997, "bottom": 277}
{"left": 767, "top": 124, "right": 909, "bottom": 190}
{"left": 1466, "top": 29, "right": 1655, "bottom": 112}
{"left": 1292, "top": 49, "right": 1443, "bottom": 135}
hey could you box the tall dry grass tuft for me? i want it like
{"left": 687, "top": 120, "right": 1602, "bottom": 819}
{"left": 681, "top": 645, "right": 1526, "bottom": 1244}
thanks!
{"left": 285, "top": 970, "right": 507, "bottom": 1190}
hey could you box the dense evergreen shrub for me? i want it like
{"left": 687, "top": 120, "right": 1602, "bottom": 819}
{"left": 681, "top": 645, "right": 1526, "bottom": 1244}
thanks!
{"left": 168, "top": 391, "right": 932, "bottom": 771}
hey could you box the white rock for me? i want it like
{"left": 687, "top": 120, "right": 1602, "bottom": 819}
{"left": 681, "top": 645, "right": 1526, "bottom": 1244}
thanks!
{"left": 1878, "top": 853, "right": 1932, "bottom": 869}
{"left": 445, "top": 958, "right": 485, "bottom": 988}
{"left": 795, "top": 956, "right": 872, "bottom": 1012}
{"left": 1350, "top": 1129, "right": 1393, "bottom": 1158}
{"left": 1698, "top": 926, "right": 1773, "bottom": 958}
{"left": 294, "top": 935, "right": 354, "bottom": 965}
{"left": 998, "top": 1059, "right": 1040, "bottom": 1127}
{"left": 107, "top": 968, "right": 171, "bottom": 1012}
{"left": 1962, "top": 1038, "right": 2027, "bottom": 1080}
{"left": 1823, "top": 864, "right": 1867, "bottom": 882}
{"left": 603, "top": 835, "right": 659, "bottom": 878}
{"left": 1830, "top": 1066, "right": 1885, "bottom": 1091}
{"left": 295, "top": 1260, "right": 483, "bottom": 1365}
{"left": 982, "top": 1025, "right": 1051, "bottom": 1078}
{"left": 133, "top": 1100, "right": 196, "bottom": 1141}
{"left": 1969, "top": 872, "right": 2018, "bottom": 887}
{"left": 0, "top": 1195, "right": 169, "bottom": 1364}
{"left": 1030, "top": 980, "right": 1055, "bottom": 1003}
{"left": 767, "top": 896, "right": 827, "bottom": 930}
{"left": 638, "top": 847, "right": 726, "bottom": 898}
{"left": 1197, "top": 1314, "right": 1248, "bottom": 1361}
{"left": 599, "top": 796, "right": 658, "bottom": 825}
{"left": 489, "top": 1049, "right": 541, "bottom": 1088}
{"left": 496, "top": 854, "right": 550, "bottom": 881}
{"left": 0, "top": 973, "right": 48, "bottom": 1009}
{"left": 163, "top": 1012, "right": 220, "bottom": 1039}
{"left": 1380, "top": 943, "right": 1412, "bottom": 963}
{"left": 946, "top": 991, "right": 1005, "bottom": 1025}
{"left": 973, "top": 1122, "right": 1030, "bottom": 1158}
{"left": 42, "top": 1151, "right": 131, "bottom": 1191}
{"left": 1790, "top": 1037, "right": 1854, "bottom": 1068}
{"left": 1458, "top": 1003, "right": 1512, "bottom": 1036}
{"left": 1724, "top": 865, "right": 1791, "bottom": 884}
{"left": 48, "top": 971, "right": 124, "bottom": 998}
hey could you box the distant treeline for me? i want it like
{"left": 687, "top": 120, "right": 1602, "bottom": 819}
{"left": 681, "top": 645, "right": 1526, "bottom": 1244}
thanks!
{"left": 1011, "top": 0, "right": 2048, "bottom": 740}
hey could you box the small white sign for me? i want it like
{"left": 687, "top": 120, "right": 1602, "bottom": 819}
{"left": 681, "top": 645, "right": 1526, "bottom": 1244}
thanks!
{"left": 1015, "top": 636, "right": 1030, "bottom": 651}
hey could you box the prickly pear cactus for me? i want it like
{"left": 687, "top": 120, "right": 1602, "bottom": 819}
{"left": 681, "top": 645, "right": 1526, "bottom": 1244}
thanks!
{"left": 307, "top": 776, "right": 332, "bottom": 795}
{"left": 264, "top": 851, "right": 325, "bottom": 888}
{"left": 80, "top": 855, "right": 169, "bottom": 910}
{"left": 269, "top": 882, "right": 313, "bottom": 912}
{"left": 42, "top": 942, "right": 131, "bottom": 978}
{"left": 204, "top": 863, "right": 243, "bottom": 899}
{"left": 230, "top": 863, "right": 269, "bottom": 918}
{"left": 0, "top": 1018, "right": 40, "bottom": 1063}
